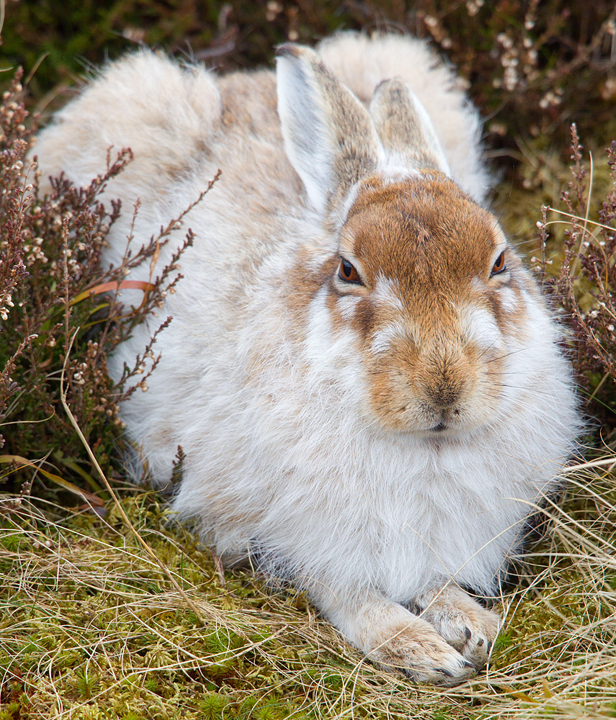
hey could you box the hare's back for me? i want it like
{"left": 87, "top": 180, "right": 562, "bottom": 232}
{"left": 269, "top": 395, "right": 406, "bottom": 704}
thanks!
{"left": 34, "top": 52, "right": 219, "bottom": 202}
{"left": 33, "top": 52, "right": 296, "bottom": 209}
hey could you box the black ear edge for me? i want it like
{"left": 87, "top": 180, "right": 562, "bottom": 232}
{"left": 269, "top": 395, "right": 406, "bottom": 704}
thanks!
{"left": 275, "top": 43, "right": 302, "bottom": 60}
{"left": 373, "top": 77, "right": 405, "bottom": 93}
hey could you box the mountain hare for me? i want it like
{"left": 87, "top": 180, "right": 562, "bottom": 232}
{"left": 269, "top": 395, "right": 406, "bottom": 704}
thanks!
{"left": 34, "top": 33, "right": 579, "bottom": 684}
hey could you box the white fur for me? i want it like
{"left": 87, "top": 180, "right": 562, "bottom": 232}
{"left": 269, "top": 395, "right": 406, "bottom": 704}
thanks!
{"left": 370, "top": 322, "right": 407, "bottom": 355}
{"left": 405, "top": 89, "right": 451, "bottom": 174}
{"left": 276, "top": 53, "right": 339, "bottom": 214}
{"left": 461, "top": 306, "right": 503, "bottom": 352}
{"left": 373, "top": 275, "right": 405, "bottom": 311}
{"left": 32, "top": 33, "right": 579, "bottom": 685}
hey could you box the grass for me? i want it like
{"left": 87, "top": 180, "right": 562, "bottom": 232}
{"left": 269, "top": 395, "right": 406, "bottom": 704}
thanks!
{"left": 2, "top": 455, "right": 616, "bottom": 719}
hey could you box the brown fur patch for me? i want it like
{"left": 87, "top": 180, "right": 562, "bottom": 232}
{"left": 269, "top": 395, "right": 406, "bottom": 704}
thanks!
{"left": 352, "top": 297, "right": 375, "bottom": 338}
{"left": 344, "top": 174, "right": 496, "bottom": 307}
{"left": 219, "top": 71, "right": 278, "bottom": 131}
{"left": 337, "top": 175, "right": 515, "bottom": 431}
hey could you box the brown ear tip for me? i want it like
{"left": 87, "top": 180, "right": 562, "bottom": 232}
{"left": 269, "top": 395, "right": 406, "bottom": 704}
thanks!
{"left": 276, "top": 43, "right": 302, "bottom": 60}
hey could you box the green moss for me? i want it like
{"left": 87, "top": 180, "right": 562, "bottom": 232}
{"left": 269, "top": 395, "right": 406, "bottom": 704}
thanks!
{"left": 199, "top": 693, "right": 230, "bottom": 720}
{"left": 0, "top": 703, "right": 20, "bottom": 720}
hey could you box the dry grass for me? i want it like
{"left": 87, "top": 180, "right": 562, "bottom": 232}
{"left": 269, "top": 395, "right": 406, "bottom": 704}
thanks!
{"left": 1, "top": 454, "right": 616, "bottom": 719}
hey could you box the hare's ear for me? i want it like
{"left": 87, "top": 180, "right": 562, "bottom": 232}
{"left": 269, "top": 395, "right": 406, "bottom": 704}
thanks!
{"left": 276, "top": 44, "right": 380, "bottom": 215}
{"left": 369, "top": 77, "right": 450, "bottom": 174}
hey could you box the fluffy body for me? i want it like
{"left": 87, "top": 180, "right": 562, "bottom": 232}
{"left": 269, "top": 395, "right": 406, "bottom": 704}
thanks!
{"left": 34, "top": 33, "right": 580, "bottom": 684}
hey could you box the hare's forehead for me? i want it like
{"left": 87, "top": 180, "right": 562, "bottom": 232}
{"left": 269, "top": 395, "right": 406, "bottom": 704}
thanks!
{"left": 340, "top": 181, "right": 499, "bottom": 282}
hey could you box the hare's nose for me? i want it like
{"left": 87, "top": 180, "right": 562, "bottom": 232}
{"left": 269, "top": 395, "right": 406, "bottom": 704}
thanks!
{"left": 421, "top": 348, "right": 469, "bottom": 410}
{"left": 426, "top": 378, "right": 463, "bottom": 410}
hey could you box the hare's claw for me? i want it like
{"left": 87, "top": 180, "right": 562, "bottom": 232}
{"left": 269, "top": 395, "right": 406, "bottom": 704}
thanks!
{"left": 415, "top": 585, "right": 501, "bottom": 669}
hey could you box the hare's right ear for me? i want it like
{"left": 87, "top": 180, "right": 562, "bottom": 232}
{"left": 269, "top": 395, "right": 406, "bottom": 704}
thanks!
{"left": 276, "top": 44, "right": 380, "bottom": 216}
{"left": 369, "top": 78, "right": 450, "bottom": 175}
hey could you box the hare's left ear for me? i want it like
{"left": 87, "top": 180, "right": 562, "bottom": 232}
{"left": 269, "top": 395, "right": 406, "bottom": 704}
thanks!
{"left": 369, "top": 78, "right": 450, "bottom": 174}
{"left": 276, "top": 44, "right": 380, "bottom": 216}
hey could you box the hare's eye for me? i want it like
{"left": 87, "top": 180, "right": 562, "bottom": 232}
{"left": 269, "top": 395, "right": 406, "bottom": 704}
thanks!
{"left": 338, "top": 258, "right": 363, "bottom": 284}
{"left": 490, "top": 251, "right": 506, "bottom": 277}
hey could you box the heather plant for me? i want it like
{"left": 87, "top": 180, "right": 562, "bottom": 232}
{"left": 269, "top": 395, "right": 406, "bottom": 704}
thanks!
{"left": 509, "top": 125, "right": 616, "bottom": 431}
{"left": 0, "top": 71, "right": 31, "bottom": 446}
{"left": 546, "top": 129, "right": 616, "bottom": 414}
{"left": 0, "top": 70, "right": 201, "bottom": 506}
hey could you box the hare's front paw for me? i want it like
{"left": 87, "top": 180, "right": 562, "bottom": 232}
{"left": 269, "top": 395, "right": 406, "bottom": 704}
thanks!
{"left": 366, "top": 615, "right": 476, "bottom": 686}
{"left": 414, "top": 585, "right": 500, "bottom": 669}
{"left": 316, "top": 590, "right": 476, "bottom": 686}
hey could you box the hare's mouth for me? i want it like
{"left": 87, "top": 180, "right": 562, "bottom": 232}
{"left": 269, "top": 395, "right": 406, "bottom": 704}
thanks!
{"left": 431, "top": 422, "right": 447, "bottom": 433}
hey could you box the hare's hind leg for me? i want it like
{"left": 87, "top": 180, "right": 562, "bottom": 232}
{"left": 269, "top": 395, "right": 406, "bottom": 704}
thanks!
{"left": 413, "top": 584, "right": 501, "bottom": 670}
{"left": 310, "top": 587, "right": 475, "bottom": 685}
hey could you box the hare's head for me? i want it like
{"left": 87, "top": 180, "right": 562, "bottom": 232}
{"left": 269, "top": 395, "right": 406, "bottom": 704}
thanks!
{"left": 276, "top": 44, "right": 535, "bottom": 437}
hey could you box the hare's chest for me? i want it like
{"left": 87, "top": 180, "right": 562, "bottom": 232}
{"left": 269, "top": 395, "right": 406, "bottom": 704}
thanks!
{"left": 361, "top": 447, "right": 529, "bottom": 598}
